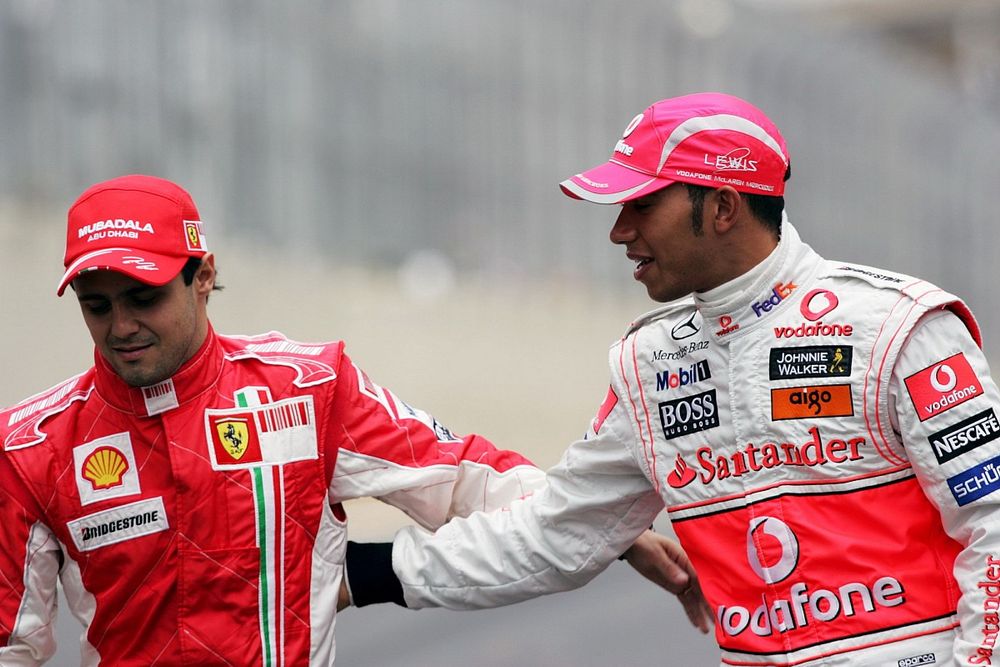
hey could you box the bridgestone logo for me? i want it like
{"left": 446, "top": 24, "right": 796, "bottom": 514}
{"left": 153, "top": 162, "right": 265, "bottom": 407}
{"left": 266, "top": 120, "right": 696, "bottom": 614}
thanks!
{"left": 928, "top": 408, "right": 1000, "bottom": 464}
{"left": 81, "top": 511, "right": 160, "bottom": 541}
{"left": 68, "top": 497, "right": 169, "bottom": 552}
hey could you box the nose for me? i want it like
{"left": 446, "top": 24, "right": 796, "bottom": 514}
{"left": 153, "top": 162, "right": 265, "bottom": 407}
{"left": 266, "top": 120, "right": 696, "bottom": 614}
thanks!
{"left": 109, "top": 304, "right": 141, "bottom": 340}
{"left": 609, "top": 208, "right": 636, "bottom": 245}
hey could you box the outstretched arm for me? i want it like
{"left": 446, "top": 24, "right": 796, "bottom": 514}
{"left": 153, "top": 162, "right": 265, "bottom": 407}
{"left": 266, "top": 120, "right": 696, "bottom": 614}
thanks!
{"left": 620, "top": 530, "right": 713, "bottom": 634}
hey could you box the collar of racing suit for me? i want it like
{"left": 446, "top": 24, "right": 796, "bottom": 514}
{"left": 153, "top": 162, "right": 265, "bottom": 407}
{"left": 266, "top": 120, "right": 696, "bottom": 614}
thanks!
{"left": 92, "top": 323, "right": 223, "bottom": 416}
{"left": 694, "top": 221, "right": 824, "bottom": 345}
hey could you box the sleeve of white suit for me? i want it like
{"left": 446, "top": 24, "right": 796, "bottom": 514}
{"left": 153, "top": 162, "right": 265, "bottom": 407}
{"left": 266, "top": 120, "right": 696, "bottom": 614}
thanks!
{"left": 390, "top": 382, "right": 664, "bottom": 610}
{"left": 889, "top": 309, "right": 1000, "bottom": 665}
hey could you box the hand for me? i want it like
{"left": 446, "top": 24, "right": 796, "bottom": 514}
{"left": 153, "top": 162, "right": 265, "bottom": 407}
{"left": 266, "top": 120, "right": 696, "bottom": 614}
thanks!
{"left": 337, "top": 576, "right": 351, "bottom": 611}
{"left": 622, "top": 530, "right": 714, "bottom": 634}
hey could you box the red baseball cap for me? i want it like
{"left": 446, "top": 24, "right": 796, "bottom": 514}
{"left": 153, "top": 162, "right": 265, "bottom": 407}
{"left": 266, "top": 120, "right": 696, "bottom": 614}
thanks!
{"left": 57, "top": 174, "right": 209, "bottom": 295}
{"left": 560, "top": 92, "right": 789, "bottom": 204}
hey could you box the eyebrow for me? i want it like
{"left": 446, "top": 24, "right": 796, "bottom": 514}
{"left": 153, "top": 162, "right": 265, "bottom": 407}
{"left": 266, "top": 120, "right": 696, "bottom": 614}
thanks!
{"left": 76, "top": 285, "right": 160, "bottom": 302}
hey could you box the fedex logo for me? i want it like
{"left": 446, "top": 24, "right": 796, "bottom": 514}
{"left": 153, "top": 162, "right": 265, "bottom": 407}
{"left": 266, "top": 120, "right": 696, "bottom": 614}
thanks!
{"left": 752, "top": 282, "right": 797, "bottom": 317}
{"left": 904, "top": 352, "right": 983, "bottom": 422}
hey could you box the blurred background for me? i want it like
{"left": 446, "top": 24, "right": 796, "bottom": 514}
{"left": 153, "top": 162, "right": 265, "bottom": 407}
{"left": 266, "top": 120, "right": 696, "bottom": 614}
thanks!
{"left": 1, "top": 0, "right": 998, "bottom": 664}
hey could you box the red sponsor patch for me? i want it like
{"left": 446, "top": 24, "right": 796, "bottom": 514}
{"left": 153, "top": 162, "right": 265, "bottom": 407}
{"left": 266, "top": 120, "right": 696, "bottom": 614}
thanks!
{"left": 904, "top": 352, "right": 983, "bottom": 422}
{"left": 593, "top": 386, "right": 618, "bottom": 434}
{"left": 210, "top": 413, "right": 263, "bottom": 463}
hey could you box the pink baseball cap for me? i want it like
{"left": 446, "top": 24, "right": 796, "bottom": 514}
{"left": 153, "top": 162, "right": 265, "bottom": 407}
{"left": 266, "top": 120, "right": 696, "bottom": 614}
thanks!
{"left": 57, "top": 174, "right": 209, "bottom": 295}
{"left": 560, "top": 92, "right": 789, "bottom": 204}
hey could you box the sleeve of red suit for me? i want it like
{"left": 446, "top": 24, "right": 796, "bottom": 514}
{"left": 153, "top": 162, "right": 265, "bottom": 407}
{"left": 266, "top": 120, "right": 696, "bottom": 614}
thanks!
{"left": 328, "top": 351, "right": 548, "bottom": 605}
{"left": 0, "top": 449, "right": 62, "bottom": 665}
{"left": 888, "top": 309, "right": 1000, "bottom": 665}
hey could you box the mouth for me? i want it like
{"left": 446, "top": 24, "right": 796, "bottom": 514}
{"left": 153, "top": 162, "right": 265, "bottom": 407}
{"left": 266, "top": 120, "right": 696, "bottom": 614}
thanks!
{"left": 627, "top": 252, "right": 654, "bottom": 279}
{"left": 112, "top": 343, "right": 153, "bottom": 362}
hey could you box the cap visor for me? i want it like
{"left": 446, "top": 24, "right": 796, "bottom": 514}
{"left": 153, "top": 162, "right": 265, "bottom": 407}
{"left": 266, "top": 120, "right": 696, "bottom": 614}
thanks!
{"left": 559, "top": 160, "right": 674, "bottom": 204}
{"left": 57, "top": 248, "right": 187, "bottom": 296}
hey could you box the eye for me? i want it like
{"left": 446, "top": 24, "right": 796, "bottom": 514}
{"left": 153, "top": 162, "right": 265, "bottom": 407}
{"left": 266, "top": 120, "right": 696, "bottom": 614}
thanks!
{"left": 82, "top": 301, "right": 111, "bottom": 316}
{"left": 130, "top": 293, "right": 160, "bottom": 309}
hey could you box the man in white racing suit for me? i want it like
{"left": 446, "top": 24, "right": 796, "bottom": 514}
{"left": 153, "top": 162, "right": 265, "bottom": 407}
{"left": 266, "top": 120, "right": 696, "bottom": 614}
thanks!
{"left": 344, "top": 93, "right": 1000, "bottom": 667}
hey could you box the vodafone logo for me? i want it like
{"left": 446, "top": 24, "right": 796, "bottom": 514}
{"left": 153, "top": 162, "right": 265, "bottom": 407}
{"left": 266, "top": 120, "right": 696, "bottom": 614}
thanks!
{"left": 747, "top": 517, "right": 798, "bottom": 584}
{"left": 716, "top": 315, "right": 740, "bottom": 337}
{"left": 930, "top": 363, "right": 957, "bottom": 392}
{"left": 621, "top": 113, "right": 644, "bottom": 138}
{"left": 800, "top": 289, "right": 839, "bottom": 321}
{"left": 904, "top": 352, "right": 983, "bottom": 422}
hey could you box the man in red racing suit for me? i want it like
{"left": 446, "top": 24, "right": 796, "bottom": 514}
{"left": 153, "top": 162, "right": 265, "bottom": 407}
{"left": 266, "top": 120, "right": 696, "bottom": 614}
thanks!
{"left": 0, "top": 174, "right": 699, "bottom": 666}
{"left": 346, "top": 93, "right": 1000, "bottom": 667}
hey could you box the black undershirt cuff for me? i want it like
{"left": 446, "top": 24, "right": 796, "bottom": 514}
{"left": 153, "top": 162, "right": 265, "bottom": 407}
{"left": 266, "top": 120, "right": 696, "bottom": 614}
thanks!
{"left": 345, "top": 541, "right": 406, "bottom": 607}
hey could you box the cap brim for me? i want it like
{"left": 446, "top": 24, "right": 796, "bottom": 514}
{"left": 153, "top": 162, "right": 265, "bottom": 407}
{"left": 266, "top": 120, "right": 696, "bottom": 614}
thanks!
{"left": 57, "top": 247, "right": 188, "bottom": 296}
{"left": 559, "top": 160, "right": 675, "bottom": 204}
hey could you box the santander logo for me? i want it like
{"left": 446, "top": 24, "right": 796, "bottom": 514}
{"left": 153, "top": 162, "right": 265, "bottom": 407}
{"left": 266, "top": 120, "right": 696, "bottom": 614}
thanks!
{"left": 666, "top": 453, "right": 697, "bottom": 488}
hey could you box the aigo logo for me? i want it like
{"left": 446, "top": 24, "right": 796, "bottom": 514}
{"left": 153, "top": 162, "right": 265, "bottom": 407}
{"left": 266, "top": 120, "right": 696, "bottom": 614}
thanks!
{"left": 747, "top": 517, "right": 798, "bottom": 584}
{"left": 800, "top": 289, "right": 839, "bottom": 321}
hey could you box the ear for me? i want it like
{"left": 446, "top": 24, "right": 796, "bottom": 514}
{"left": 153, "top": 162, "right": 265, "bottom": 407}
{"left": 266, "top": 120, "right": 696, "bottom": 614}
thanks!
{"left": 193, "top": 253, "right": 217, "bottom": 297}
{"left": 710, "top": 186, "right": 742, "bottom": 236}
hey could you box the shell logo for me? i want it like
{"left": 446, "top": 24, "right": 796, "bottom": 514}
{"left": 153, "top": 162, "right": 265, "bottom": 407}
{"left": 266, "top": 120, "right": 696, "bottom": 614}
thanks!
{"left": 82, "top": 446, "right": 130, "bottom": 490}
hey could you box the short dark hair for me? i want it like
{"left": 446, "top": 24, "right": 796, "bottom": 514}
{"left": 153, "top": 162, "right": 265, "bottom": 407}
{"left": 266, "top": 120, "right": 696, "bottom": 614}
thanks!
{"left": 181, "top": 257, "right": 223, "bottom": 292}
{"left": 684, "top": 183, "right": 784, "bottom": 238}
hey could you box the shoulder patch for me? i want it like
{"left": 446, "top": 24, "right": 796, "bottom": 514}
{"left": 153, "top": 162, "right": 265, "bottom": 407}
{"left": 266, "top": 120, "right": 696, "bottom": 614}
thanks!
{"left": 222, "top": 332, "right": 339, "bottom": 388}
{"left": 3, "top": 372, "right": 93, "bottom": 450}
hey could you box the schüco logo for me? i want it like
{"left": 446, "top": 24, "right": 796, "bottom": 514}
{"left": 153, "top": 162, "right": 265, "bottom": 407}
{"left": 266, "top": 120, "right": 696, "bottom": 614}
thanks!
{"left": 717, "top": 517, "right": 906, "bottom": 638}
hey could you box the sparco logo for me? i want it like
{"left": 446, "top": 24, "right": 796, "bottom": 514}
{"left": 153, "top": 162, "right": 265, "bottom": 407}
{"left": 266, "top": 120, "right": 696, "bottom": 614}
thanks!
{"left": 717, "top": 519, "right": 905, "bottom": 639}
{"left": 658, "top": 389, "right": 719, "bottom": 440}
{"left": 656, "top": 360, "right": 710, "bottom": 392}
{"left": 897, "top": 654, "right": 935, "bottom": 667}
{"left": 928, "top": 408, "right": 1000, "bottom": 465}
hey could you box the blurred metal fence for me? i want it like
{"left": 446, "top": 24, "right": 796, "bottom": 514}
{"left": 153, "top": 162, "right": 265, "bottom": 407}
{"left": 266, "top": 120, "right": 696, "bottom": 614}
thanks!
{"left": 1, "top": 0, "right": 998, "bottom": 346}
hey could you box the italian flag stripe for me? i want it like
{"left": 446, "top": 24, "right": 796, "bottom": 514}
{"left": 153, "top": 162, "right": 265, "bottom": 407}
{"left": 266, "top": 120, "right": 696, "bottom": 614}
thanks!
{"left": 238, "top": 389, "right": 284, "bottom": 667}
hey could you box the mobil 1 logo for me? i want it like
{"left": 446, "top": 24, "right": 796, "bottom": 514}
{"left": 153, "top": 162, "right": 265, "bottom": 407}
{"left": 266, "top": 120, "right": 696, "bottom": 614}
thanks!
{"left": 928, "top": 408, "right": 1000, "bottom": 464}
{"left": 659, "top": 389, "right": 719, "bottom": 441}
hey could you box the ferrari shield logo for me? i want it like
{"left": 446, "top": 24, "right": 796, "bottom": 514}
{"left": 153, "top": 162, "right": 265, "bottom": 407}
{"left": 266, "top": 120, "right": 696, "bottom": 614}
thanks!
{"left": 216, "top": 419, "right": 250, "bottom": 460}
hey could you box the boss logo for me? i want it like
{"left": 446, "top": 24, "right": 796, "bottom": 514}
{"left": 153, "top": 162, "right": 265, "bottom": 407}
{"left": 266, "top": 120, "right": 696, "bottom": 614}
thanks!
{"left": 658, "top": 389, "right": 719, "bottom": 440}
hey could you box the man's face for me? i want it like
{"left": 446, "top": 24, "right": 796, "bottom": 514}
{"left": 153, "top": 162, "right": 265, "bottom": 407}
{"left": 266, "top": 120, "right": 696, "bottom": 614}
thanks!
{"left": 609, "top": 183, "right": 717, "bottom": 302}
{"left": 73, "top": 261, "right": 213, "bottom": 387}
